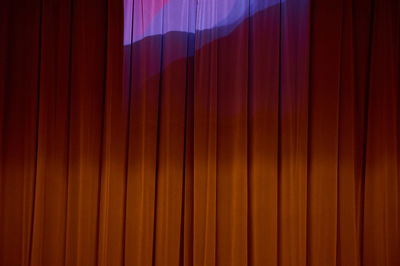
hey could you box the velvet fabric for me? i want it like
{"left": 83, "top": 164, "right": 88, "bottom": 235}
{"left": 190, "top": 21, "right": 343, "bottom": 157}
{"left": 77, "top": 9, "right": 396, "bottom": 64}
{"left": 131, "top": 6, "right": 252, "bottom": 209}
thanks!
{"left": 0, "top": 0, "right": 399, "bottom": 265}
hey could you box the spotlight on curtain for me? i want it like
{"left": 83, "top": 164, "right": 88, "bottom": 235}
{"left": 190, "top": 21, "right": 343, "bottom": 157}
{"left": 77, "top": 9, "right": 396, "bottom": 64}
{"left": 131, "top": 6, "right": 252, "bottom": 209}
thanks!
{"left": 0, "top": 0, "right": 399, "bottom": 265}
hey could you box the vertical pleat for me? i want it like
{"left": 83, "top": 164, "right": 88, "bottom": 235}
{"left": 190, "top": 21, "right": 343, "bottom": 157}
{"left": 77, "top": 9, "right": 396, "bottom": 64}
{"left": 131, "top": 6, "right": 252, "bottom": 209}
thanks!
{"left": 308, "top": 0, "right": 343, "bottom": 265}
{"left": 0, "top": 0, "right": 9, "bottom": 249}
{"left": 336, "top": 1, "right": 360, "bottom": 266}
{"left": 248, "top": 1, "right": 280, "bottom": 265}
{"left": 124, "top": 1, "right": 163, "bottom": 265}
{"left": 336, "top": 0, "right": 362, "bottom": 265}
{"left": 193, "top": 4, "right": 218, "bottom": 266}
{"left": 351, "top": 1, "right": 374, "bottom": 263}
{"left": 0, "top": 0, "right": 9, "bottom": 200}
{"left": 64, "top": 0, "right": 107, "bottom": 264}
{"left": 279, "top": 0, "right": 310, "bottom": 265}
{"left": 97, "top": 0, "right": 129, "bottom": 265}
{"left": 0, "top": 0, "right": 41, "bottom": 265}
{"left": 363, "top": 0, "right": 400, "bottom": 264}
{"left": 153, "top": 18, "right": 192, "bottom": 266}
{"left": 216, "top": 1, "right": 249, "bottom": 265}
{"left": 181, "top": 36, "right": 195, "bottom": 266}
{"left": 193, "top": 1, "right": 218, "bottom": 265}
{"left": 29, "top": 0, "right": 72, "bottom": 265}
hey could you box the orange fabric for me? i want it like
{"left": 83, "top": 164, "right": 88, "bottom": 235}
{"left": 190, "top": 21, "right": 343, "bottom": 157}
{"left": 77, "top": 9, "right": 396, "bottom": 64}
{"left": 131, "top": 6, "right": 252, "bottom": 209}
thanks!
{"left": 1, "top": 0, "right": 399, "bottom": 265}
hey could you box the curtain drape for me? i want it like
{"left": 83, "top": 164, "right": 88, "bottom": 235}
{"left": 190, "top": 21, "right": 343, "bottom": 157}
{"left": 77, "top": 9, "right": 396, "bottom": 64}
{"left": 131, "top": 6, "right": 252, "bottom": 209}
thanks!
{"left": 0, "top": 0, "right": 399, "bottom": 265}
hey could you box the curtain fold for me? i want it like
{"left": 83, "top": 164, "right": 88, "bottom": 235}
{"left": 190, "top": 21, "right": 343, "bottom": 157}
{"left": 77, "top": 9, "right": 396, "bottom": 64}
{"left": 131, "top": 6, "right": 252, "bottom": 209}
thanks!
{"left": 0, "top": 0, "right": 399, "bottom": 265}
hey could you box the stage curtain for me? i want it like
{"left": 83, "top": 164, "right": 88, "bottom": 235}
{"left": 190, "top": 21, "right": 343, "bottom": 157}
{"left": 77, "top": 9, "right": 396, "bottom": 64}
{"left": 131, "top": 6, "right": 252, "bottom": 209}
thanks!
{"left": 0, "top": 0, "right": 399, "bottom": 265}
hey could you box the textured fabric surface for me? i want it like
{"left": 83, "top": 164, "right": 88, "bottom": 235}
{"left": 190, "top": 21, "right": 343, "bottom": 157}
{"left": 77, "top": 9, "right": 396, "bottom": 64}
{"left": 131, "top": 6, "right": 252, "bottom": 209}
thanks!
{"left": 0, "top": 0, "right": 399, "bottom": 265}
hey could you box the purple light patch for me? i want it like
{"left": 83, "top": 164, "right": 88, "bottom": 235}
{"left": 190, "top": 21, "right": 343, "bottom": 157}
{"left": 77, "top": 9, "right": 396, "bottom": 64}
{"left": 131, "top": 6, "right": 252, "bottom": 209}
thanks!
{"left": 124, "top": 0, "right": 282, "bottom": 46}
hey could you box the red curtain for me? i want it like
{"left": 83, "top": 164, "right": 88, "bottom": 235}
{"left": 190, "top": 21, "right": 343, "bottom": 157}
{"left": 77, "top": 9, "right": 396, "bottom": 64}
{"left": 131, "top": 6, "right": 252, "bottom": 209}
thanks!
{"left": 0, "top": 0, "right": 399, "bottom": 265}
